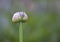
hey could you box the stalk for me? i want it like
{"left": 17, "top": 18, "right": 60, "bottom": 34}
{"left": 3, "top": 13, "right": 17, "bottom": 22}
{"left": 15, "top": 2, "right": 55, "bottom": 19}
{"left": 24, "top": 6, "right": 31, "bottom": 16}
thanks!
{"left": 19, "top": 22, "right": 23, "bottom": 42}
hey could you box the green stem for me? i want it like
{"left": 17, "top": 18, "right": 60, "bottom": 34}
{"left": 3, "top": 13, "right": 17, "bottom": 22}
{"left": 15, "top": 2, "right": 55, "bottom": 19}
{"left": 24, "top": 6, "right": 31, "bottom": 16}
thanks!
{"left": 19, "top": 22, "right": 23, "bottom": 42}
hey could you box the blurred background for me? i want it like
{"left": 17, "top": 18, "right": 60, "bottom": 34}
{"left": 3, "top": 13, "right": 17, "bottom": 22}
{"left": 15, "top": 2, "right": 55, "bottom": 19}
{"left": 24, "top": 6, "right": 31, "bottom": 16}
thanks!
{"left": 0, "top": 0, "right": 60, "bottom": 42}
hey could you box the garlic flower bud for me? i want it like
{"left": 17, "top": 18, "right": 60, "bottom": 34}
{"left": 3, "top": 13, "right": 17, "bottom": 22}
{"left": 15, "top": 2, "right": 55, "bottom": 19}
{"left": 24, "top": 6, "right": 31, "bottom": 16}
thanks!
{"left": 12, "top": 12, "right": 28, "bottom": 23}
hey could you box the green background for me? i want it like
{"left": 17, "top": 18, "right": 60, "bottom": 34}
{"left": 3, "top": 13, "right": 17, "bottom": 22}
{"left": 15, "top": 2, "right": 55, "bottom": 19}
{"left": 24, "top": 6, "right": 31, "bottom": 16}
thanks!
{"left": 0, "top": 0, "right": 60, "bottom": 42}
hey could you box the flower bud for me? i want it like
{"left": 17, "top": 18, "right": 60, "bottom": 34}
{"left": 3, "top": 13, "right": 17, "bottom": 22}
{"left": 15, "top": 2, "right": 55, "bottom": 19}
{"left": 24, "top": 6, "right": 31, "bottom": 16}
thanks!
{"left": 12, "top": 12, "right": 28, "bottom": 23}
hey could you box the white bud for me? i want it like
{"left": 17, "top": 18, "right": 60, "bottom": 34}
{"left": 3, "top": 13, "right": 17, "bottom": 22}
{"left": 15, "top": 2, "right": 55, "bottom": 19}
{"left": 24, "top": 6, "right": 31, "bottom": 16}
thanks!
{"left": 12, "top": 12, "right": 28, "bottom": 23}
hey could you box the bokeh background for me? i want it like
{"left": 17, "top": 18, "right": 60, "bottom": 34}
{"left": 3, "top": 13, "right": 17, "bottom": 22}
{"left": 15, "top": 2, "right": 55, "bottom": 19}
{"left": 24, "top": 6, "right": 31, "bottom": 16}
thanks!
{"left": 0, "top": 0, "right": 60, "bottom": 42}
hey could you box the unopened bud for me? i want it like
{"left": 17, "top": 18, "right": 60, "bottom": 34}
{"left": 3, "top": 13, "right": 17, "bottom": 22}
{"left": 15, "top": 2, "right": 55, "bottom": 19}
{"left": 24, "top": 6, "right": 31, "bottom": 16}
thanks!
{"left": 12, "top": 12, "right": 28, "bottom": 23}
